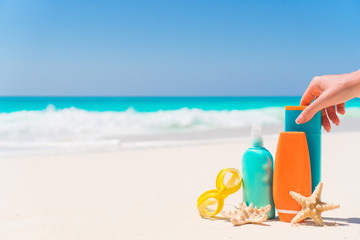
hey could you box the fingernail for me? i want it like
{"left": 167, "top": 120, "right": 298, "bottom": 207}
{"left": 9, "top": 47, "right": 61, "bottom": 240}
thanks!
{"left": 296, "top": 115, "right": 304, "bottom": 124}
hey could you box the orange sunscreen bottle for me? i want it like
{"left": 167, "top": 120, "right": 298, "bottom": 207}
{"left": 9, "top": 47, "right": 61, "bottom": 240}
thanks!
{"left": 273, "top": 132, "right": 312, "bottom": 222}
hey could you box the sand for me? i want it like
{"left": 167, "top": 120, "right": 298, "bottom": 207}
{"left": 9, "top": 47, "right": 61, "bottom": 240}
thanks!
{"left": 0, "top": 131, "right": 359, "bottom": 239}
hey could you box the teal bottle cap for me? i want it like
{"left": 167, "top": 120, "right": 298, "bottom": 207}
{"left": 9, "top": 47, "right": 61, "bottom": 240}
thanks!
{"left": 285, "top": 106, "right": 321, "bottom": 133}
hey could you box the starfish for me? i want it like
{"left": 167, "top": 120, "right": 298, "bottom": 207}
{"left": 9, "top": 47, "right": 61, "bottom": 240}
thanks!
{"left": 221, "top": 202, "right": 271, "bottom": 226}
{"left": 289, "top": 182, "right": 340, "bottom": 225}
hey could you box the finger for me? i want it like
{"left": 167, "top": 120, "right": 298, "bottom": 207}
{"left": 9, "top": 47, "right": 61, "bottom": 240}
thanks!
{"left": 300, "top": 77, "right": 321, "bottom": 106}
{"left": 300, "top": 85, "right": 316, "bottom": 106}
{"left": 326, "top": 105, "right": 340, "bottom": 126}
{"left": 336, "top": 103, "right": 345, "bottom": 115}
{"left": 296, "top": 93, "right": 325, "bottom": 124}
{"left": 296, "top": 89, "right": 339, "bottom": 124}
{"left": 321, "top": 109, "right": 331, "bottom": 132}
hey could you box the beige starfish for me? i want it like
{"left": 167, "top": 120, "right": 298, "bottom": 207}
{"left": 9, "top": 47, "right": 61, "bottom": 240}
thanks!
{"left": 289, "top": 182, "right": 340, "bottom": 225}
{"left": 221, "top": 202, "right": 271, "bottom": 226}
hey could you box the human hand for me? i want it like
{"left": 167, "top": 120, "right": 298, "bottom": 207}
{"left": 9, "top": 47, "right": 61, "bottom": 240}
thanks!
{"left": 296, "top": 69, "right": 360, "bottom": 132}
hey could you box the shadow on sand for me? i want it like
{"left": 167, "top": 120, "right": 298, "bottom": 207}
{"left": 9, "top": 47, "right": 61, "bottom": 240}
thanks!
{"left": 323, "top": 217, "right": 360, "bottom": 225}
{"left": 292, "top": 217, "right": 360, "bottom": 227}
{"left": 201, "top": 216, "right": 360, "bottom": 227}
{"left": 201, "top": 216, "right": 271, "bottom": 226}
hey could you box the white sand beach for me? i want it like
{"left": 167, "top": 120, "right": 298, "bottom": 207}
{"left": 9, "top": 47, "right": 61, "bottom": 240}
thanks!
{"left": 0, "top": 130, "right": 359, "bottom": 240}
{"left": 2, "top": 0, "right": 360, "bottom": 239}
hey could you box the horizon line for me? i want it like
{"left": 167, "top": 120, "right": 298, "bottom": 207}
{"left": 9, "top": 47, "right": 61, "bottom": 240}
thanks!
{"left": 0, "top": 95, "right": 302, "bottom": 98}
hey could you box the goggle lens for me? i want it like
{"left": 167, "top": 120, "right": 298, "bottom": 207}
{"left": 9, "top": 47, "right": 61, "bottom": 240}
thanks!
{"left": 223, "top": 170, "right": 240, "bottom": 188}
{"left": 198, "top": 198, "right": 218, "bottom": 218}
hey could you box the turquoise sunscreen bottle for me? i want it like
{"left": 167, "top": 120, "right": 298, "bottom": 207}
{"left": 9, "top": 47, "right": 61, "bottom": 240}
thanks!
{"left": 242, "top": 125, "right": 275, "bottom": 219}
{"left": 285, "top": 106, "right": 321, "bottom": 192}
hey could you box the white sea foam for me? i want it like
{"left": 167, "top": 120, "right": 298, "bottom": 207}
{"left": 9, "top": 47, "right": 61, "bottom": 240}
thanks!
{"left": 0, "top": 105, "right": 359, "bottom": 152}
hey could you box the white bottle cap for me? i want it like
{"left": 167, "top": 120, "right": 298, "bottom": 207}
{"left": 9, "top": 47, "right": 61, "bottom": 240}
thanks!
{"left": 250, "top": 124, "right": 264, "bottom": 147}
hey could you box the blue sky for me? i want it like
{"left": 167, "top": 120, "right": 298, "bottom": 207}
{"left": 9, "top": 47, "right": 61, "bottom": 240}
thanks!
{"left": 0, "top": 0, "right": 359, "bottom": 96}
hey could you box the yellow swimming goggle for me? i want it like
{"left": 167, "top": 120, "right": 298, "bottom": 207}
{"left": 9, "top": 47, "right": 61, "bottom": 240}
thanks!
{"left": 197, "top": 168, "right": 242, "bottom": 218}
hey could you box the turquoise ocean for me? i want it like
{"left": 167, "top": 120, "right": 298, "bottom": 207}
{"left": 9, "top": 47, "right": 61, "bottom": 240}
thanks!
{"left": 1, "top": 97, "right": 360, "bottom": 152}
{"left": 0, "top": 96, "right": 306, "bottom": 112}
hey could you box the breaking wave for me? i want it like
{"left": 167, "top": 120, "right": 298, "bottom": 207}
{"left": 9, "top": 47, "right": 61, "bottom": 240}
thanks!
{"left": 0, "top": 105, "right": 359, "bottom": 151}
